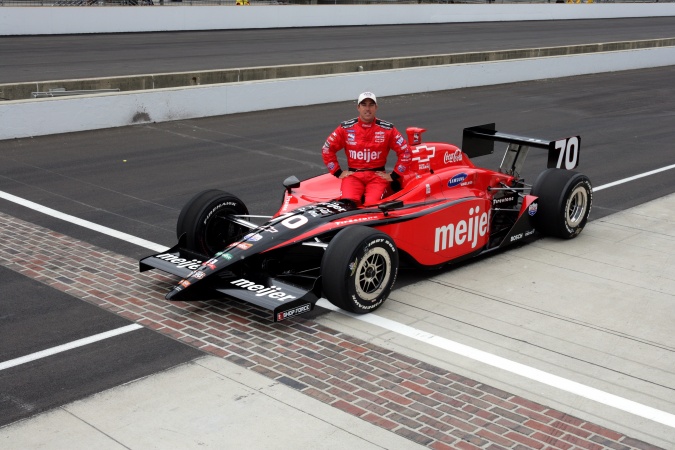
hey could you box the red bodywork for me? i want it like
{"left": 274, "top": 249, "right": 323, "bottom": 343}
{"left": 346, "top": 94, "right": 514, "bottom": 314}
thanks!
{"left": 275, "top": 127, "right": 530, "bottom": 267}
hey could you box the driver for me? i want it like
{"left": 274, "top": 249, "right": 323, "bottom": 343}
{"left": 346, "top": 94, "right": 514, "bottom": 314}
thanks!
{"left": 322, "top": 92, "right": 411, "bottom": 206}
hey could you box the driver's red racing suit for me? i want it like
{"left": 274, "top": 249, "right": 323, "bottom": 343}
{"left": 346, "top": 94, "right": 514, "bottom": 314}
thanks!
{"left": 322, "top": 117, "right": 411, "bottom": 205}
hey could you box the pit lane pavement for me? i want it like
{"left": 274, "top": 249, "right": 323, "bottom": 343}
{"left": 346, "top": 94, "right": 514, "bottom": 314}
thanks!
{"left": 0, "top": 175, "right": 673, "bottom": 449}
{"left": 2, "top": 66, "right": 675, "bottom": 448}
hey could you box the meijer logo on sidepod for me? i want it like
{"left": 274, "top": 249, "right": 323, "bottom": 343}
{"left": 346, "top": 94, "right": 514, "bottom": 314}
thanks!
{"left": 434, "top": 206, "right": 489, "bottom": 252}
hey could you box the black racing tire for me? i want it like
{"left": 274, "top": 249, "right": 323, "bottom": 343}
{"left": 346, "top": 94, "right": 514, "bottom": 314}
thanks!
{"left": 531, "top": 169, "right": 592, "bottom": 239}
{"left": 176, "top": 189, "right": 249, "bottom": 256}
{"left": 321, "top": 226, "right": 398, "bottom": 314}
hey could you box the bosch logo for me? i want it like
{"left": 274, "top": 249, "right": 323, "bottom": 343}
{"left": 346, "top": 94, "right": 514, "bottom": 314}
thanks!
{"left": 447, "top": 173, "right": 468, "bottom": 187}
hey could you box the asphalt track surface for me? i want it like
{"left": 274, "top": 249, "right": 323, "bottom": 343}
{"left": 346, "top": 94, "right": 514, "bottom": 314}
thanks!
{"left": 1, "top": 22, "right": 675, "bottom": 448}
{"left": 1, "top": 17, "right": 675, "bottom": 83}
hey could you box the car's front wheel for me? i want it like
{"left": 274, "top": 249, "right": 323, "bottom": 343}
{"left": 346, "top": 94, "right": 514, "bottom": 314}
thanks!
{"left": 531, "top": 169, "right": 592, "bottom": 239}
{"left": 321, "top": 226, "right": 398, "bottom": 314}
{"left": 176, "top": 190, "right": 249, "bottom": 256}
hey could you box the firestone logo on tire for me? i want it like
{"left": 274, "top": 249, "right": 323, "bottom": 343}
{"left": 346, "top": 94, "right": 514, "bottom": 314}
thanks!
{"left": 203, "top": 202, "right": 238, "bottom": 225}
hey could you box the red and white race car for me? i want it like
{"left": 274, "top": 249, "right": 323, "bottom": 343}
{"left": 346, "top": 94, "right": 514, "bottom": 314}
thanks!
{"left": 140, "top": 123, "right": 592, "bottom": 321}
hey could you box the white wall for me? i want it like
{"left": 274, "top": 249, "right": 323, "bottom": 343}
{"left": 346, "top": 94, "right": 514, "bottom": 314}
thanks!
{"left": 2, "top": 3, "right": 674, "bottom": 140}
{"left": 2, "top": 46, "right": 675, "bottom": 140}
{"left": 2, "top": 3, "right": 675, "bottom": 36}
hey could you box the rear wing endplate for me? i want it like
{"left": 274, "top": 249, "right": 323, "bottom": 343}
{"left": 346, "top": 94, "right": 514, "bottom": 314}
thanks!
{"left": 462, "top": 123, "right": 581, "bottom": 171}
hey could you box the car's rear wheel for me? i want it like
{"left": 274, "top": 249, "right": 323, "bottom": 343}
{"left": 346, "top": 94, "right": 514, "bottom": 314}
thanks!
{"left": 177, "top": 190, "right": 249, "bottom": 256}
{"left": 531, "top": 169, "right": 592, "bottom": 239}
{"left": 321, "top": 226, "right": 398, "bottom": 314}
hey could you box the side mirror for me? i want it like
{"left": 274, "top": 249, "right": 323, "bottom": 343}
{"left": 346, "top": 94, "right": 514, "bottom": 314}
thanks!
{"left": 283, "top": 175, "right": 301, "bottom": 193}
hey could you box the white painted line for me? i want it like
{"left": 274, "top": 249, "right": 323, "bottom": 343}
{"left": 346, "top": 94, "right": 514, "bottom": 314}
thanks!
{"left": 316, "top": 300, "right": 675, "bottom": 429}
{"left": 0, "top": 324, "right": 143, "bottom": 371}
{"left": 592, "top": 163, "right": 675, "bottom": 192}
{"left": 0, "top": 191, "right": 168, "bottom": 253}
{"left": 2, "top": 163, "right": 675, "bottom": 427}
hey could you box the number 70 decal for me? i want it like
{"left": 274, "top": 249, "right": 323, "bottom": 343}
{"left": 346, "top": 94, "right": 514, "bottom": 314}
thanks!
{"left": 548, "top": 136, "right": 581, "bottom": 170}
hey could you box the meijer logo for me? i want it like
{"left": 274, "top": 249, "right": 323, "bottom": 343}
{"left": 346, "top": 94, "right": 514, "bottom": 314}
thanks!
{"left": 155, "top": 253, "right": 203, "bottom": 270}
{"left": 434, "top": 206, "right": 489, "bottom": 252}
{"left": 230, "top": 279, "right": 297, "bottom": 302}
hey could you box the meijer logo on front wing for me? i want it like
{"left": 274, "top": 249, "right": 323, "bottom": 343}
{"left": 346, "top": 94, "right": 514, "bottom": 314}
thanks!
{"left": 154, "top": 253, "right": 203, "bottom": 271}
{"left": 434, "top": 206, "right": 489, "bottom": 252}
{"left": 230, "top": 279, "right": 297, "bottom": 302}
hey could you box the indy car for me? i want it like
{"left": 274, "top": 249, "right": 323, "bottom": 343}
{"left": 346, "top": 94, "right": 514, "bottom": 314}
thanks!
{"left": 140, "top": 124, "right": 592, "bottom": 322}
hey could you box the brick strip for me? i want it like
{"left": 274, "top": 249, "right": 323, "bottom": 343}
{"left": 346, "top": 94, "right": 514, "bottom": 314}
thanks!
{"left": 0, "top": 211, "right": 664, "bottom": 450}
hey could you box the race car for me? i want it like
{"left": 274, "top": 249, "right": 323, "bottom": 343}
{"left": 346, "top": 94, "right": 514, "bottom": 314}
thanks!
{"left": 139, "top": 123, "right": 592, "bottom": 321}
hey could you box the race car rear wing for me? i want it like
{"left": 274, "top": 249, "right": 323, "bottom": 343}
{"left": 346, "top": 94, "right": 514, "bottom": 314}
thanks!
{"left": 462, "top": 123, "right": 581, "bottom": 175}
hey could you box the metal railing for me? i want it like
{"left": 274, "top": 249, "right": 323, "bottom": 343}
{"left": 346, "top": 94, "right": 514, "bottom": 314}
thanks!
{"left": 31, "top": 88, "right": 121, "bottom": 98}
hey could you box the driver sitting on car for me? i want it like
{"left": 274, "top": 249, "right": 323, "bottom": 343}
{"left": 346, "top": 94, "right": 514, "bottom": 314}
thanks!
{"left": 322, "top": 92, "right": 411, "bottom": 206}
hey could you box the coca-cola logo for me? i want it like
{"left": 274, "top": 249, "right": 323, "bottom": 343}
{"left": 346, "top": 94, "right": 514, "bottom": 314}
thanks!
{"left": 443, "top": 149, "right": 463, "bottom": 164}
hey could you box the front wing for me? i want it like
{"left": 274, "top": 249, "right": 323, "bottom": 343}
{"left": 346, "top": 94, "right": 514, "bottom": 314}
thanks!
{"left": 216, "top": 273, "right": 320, "bottom": 322}
{"left": 139, "top": 238, "right": 321, "bottom": 322}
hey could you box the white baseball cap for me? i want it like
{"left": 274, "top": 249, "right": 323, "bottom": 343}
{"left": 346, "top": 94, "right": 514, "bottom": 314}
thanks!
{"left": 357, "top": 92, "right": 377, "bottom": 105}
